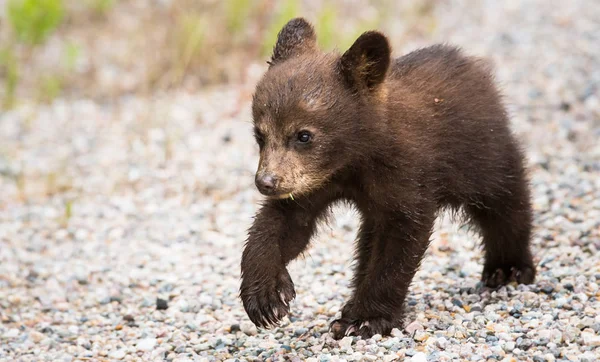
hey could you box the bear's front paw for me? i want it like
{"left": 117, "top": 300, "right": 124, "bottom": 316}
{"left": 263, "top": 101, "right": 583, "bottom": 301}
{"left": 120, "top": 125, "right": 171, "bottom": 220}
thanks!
{"left": 240, "top": 267, "right": 296, "bottom": 328}
{"left": 329, "top": 317, "right": 395, "bottom": 340}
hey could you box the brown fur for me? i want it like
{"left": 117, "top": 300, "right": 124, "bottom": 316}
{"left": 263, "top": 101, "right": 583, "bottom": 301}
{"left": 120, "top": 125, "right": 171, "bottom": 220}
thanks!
{"left": 240, "top": 18, "right": 536, "bottom": 339}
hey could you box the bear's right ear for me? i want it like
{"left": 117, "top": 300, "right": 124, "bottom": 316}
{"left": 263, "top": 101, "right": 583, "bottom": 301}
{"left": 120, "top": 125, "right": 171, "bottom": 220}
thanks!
{"left": 339, "top": 31, "right": 391, "bottom": 91}
{"left": 270, "top": 18, "right": 317, "bottom": 66}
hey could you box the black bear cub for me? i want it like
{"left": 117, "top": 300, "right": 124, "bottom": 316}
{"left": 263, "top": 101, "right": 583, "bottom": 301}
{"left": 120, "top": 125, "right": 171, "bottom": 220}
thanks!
{"left": 240, "top": 18, "right": 536, "bottom": 339}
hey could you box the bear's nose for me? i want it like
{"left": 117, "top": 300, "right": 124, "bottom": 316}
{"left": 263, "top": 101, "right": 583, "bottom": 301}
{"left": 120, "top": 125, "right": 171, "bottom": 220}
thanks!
{"left": 255, "top": 174, "right": 278, "bottom": 195}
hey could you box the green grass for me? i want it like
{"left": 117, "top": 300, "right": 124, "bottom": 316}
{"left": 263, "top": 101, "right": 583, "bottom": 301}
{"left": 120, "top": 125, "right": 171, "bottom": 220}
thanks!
{"left": 224, "top": 0, "right": 253, "bottom": 34}
{"left": 64, "top": 42, "right": 81, "bottom": 71}
{"left": 60, "top": 198, "right": 74, "bottom": 227}
{"left": 261, "top": 0, "right": 301, "bottom": 57}
{"left": 0, "top": 49, "right": 19, "bottom": 109}
{"left": 38, "top": 75, "right": 63, "bottom": 103}
{"left": 315, "top": 2, "right": 337, "bottom": 51}
{"left": 172, "top": 13, "right": 206, "bottom": 83}
{"left": 87, "top": 0, "right": 115, "bottom": 15}
{"left": 339, "top": 17, "right": 381, "bottom": 52}
{"left": 261, "top": 1, "right": 380, "bottom": 57}
{"left": 65, "top": 200, "right": 73, "bottom": 219}
{"left": 7, "top": 0, "right": 64, "bottom": 45}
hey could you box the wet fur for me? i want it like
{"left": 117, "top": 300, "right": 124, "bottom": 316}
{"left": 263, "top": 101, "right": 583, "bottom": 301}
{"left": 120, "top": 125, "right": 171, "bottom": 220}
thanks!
{"left": 240, "top": 18, "right": 536, "bottom": 339}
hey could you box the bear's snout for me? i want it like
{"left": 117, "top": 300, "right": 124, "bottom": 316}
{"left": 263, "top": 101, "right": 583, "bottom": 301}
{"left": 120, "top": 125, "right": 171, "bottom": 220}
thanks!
{"left": 255, "top": 173, "right": 279, "bottom": 195}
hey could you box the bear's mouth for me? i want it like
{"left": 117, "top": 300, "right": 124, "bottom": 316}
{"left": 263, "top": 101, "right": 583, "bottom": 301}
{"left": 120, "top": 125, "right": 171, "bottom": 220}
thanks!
{"left": 269, "top": 192, "right": 295, "bottom": 200}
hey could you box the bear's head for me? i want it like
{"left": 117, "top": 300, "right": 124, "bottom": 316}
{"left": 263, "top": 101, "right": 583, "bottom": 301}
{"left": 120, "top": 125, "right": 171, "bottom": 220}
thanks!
{"left": 252, "top": 18, "right": 391, "bottom": 198}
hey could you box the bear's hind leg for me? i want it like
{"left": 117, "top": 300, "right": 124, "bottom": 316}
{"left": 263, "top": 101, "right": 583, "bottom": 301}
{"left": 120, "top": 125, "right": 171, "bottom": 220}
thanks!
{"left": 466, "top": 177, "right": 536, "bottom": 288}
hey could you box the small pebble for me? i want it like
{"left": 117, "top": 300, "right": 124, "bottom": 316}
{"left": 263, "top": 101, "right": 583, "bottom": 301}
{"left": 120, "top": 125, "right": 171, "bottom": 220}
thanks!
{"left": 156, "top": 298, "right": 169, "bottom": 310}
{"left": 241, "top": 321, "right": 257, "bottom": 336}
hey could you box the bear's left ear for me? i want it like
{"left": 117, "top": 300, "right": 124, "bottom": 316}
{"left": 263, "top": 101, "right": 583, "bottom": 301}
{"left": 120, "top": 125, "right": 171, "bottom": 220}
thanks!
{"left": 339, "top": 31, "right": 391, "bottom": 91}
{"left": 270, "top": 18, "right": 317, "bottom": 66}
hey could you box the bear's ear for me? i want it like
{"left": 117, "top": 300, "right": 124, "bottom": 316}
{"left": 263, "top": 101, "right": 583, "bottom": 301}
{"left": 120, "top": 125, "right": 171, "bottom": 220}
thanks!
{"left": 339, "top": 31, "right": 391, "bottom": 91}
{"left": 270, "top": 18, "right": 317, "bottom": 66}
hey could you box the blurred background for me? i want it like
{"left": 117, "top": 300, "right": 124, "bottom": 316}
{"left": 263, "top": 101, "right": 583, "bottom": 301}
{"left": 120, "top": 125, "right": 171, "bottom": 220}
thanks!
{"left": 0, "top": 0, "right": 441, "bottom": 106}
{"left": 1, "top": 1, "right": 599, "bottom": 361}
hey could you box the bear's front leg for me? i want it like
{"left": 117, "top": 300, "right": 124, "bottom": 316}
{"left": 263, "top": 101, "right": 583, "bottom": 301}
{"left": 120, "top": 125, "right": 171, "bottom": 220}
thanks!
{"left": 330, "top": 213, "right": 435, "bottom": 339}
{"left": 240, "top": 196, "right": 332, "bottom": 328}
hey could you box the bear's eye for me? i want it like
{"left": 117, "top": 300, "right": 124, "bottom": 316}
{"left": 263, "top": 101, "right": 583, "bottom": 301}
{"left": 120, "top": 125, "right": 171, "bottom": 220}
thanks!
{"left": 254, "top": 129, "right": 265, "bottom": 148}
{"left": 297, "top": 130, "right": 312, "bottom": 143}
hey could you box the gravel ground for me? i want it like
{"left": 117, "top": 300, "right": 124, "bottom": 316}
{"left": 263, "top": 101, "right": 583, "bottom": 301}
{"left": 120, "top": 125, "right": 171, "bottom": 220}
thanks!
{"left": 1, "top": 1, "right": 600, "bottom": 361}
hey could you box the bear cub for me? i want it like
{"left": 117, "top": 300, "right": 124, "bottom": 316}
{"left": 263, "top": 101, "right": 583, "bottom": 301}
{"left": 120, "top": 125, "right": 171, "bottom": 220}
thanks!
{"left": 240, "top": 18, "right": 536, "bottom": 339}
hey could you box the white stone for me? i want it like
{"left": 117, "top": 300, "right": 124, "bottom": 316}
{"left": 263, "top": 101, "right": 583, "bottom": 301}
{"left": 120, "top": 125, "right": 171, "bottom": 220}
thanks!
{"left": 582, "top": 332, "right": 600, "bottom": 346}
{"left": 241, "top": 321, "right": 257, "bottom": 336}
{"left": 29, "top": 331, "right": 45, "bottom": 343}
{"left": 390, "top": 328, "right": 404, "bottom": 337}
{"left": 137, "top": 338, "right": 157, "bottom": 351}
{"left": 436, "top": 336, "right": 448, "bottom": 349}
{"left": 339, "top": 336, "right": 353, "bottom": 351}
{"left": 108, "top": 350, "right": 126, "bottom": 359}
{"left": 503, "top": 341, "right": 516, "bottom": 352}
{"left": 404, "top": 321, "right": 424, "bottom": 335}
{"left": 410, "top": 352, "right": 427, "bottom": 362}
{"left": 2, "top": 329, "right": 19, "bottom": 338}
